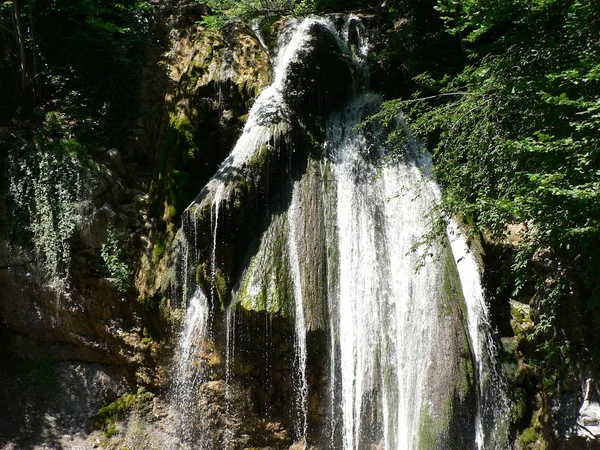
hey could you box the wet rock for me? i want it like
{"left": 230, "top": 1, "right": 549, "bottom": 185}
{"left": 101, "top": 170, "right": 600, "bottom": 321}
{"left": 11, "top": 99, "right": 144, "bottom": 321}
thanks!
{"left": 0, "top": 361, "right": 130, "bottom": 449}
{"left": 120, "top": 203, "right": 141, "bottom": 224}
{"left": 111, "top": 180, "right": 128, "bottom": 204}
{"left": 103, "top": 167, "right": 118, "bottom": 189}
{"left": 574, "top": 380, "right": 600, "bottom": 443}
{"left": 75, "top": 202, "right": 116, "bottom": 249}
{"left": 284, "top": 21, "right": 354, "bottom": 113}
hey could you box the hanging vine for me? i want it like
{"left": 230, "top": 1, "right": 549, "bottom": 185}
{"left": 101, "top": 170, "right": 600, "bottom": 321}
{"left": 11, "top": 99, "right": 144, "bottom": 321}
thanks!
{"left": 7, "top": 136, "right": 83, "bottom": 283}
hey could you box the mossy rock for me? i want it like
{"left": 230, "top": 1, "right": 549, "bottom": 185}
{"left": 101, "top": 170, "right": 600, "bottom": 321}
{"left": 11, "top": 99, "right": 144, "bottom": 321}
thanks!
{"left": 417, "top": 243, "right": 477, "bottom": 449}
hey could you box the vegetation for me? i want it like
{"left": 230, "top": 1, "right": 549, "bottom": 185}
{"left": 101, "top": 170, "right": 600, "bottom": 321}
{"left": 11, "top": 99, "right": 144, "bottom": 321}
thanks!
{"left": 101, "top": 229, "right": 132, "bottom": 293}
{"left": 197, "top": 0, "right": 364, "bottom": 28}
{"left": 376, "top": 0, "right": 600, "bottom": 392}
{"left": 0, "top": 0, "right": 151, "bottom": 126}
{"left": 6, "top": 123, "right": 84, "bottom": 282}
{"left": 93, "top": 388, "right": 154, "bottom": 436}
{"left": 1, "top": 0, "right": 598, "bottom": 443}
{"left": 1, "top": 0, "right": 151, "bottom": 293}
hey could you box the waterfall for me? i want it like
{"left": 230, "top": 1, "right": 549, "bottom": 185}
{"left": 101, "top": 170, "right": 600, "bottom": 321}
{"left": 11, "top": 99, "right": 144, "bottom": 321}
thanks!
{"left": 288, "top": 182, "right": 309, "bottom": 439}
{"left": 170, "top": 14, "right": 510, "bottom": 450}
{"left": 448, "top": 223, "right": 512, "bottom": 449}
{"left": 324, "top": 93, "right": 447, "bottom": 449}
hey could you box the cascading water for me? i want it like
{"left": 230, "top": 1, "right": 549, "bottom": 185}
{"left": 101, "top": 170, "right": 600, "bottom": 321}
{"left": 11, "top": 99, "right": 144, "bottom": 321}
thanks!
{"left": 170, "top": 16, "right": 339, "bottom": 447}
{"left": 287, "top": 182, "right": 309, "bottom": 439}
{"left": 448, "top": 223, "right": 512, "bottom": 449}
{"left": 323, "top": 93, "right": 447, "bottom": 449}
{"left": 170, "top": 14, "right": 510, "bottom": 450}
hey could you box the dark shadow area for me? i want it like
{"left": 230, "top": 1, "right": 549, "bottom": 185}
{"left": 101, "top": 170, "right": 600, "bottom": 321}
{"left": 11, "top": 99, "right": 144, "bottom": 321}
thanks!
{"left": 0, "top": 358, "right": 63, "bottom": 450}
{"left": 0, "top": 355, "right": 129, "bottom": 450}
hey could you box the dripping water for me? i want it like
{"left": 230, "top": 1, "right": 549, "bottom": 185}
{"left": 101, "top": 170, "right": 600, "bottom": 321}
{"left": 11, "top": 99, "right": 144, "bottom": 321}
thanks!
{"left": 170, "top": 287, "right": 210, "bottom": 443}
{"left": 210, "top": 184, "right": 224, "bottom": 307}
{"left": 251, "top": 20, "right": 270, "bottom": 59}
{"left": 287, "top": 181, "right": 309, "bottom": 440}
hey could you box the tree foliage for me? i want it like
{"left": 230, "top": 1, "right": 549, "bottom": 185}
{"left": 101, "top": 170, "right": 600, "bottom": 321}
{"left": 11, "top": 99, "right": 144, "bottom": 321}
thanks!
{"left": 6, "top": 122, "right": 84, "bottom": 282}
{"left": 1, "top": 0, "right": 151, "bottom": 288}
{"left": 101, "top": 228, "right": 132, "bottom": 293}
{"left": 197, "top": 0, "right": 364, "bottom": 28}
{"left": 0, "top": 0, "right": 151, "bottom": 127}
{"left": 378, "top": 0, "right": 600, "bottom": 384}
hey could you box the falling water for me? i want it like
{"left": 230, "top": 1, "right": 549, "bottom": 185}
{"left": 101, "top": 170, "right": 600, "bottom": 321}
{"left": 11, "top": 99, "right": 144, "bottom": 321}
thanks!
{"left": 172, "top": 16, "right": 341, "bottom": 446}
{"left": 323, "top": 93, "right": 443, "bottom": 449}
{"left": 171, "top": 14, "right": 510, "bottom": 450}
{"left": 210, "top": 184, "right": 224, "bottom": 306}
{"left": 287, "top": 182, "right": 309, "bottom": 439}
{"left": 199, "top": 16, "right": 335, "bottom": 195}
{"left": 448, "top": 222, "right": 511, "bottom": 449}
{"left": 251, "top": 20, "right": 271, "bottom": 59}
{"left": 170, "top": 288, "right": 210, "bottom": 442}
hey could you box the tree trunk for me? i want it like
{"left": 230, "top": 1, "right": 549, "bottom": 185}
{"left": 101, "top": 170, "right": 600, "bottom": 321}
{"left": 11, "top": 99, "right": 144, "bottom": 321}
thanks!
{"left": 27, "top": 0, "right": 41, "bottom": 102}
{"left": 0, "top": 15, "right": 20, "bottom": 96}
{"left": 12, "top": 0, "right": 29, "bottom": 95}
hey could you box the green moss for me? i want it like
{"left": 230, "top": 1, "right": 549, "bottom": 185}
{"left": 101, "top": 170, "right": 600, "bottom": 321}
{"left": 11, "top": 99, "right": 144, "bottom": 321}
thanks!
{"left": 169, "top": 112, "right": 195, "bottom": 144}
{"left": 93, "top": 392, "right": 137, "bottom": 430}
{"left": 165, "top": 169, "right": 192, "bottom": 221}
{"left": 236, "top": 216, "right": 293, "bottom": 317}
{"left": 153, "top": 238, "right": 166, "bottom": 261}
{"left": 418, "top": 404, "right": 440, "bottom": 450}
{"left": 105, "top": 423, "right": 119, "bottom": 438}
{"left": 500, "top": 337, "right": 519, "bottom": 383}
{"left": 441, "top": 242, "right": 468, "bottom": 318}
{"left": 166, "top": 204, "right": 177, "bottom": 221}
{"left": 509, "top": 300, "right": 533, "bottom": 338}
{"left": 93, "top": 389, "right": 154, "bottom": 433}
{"left": 438, "top": 242, "right": 476, "bottom": 396}
{"left": 196, "top": 262, "right": 208, "bottom": 287}
{"left": 519, "top": 427, "right": 539, "bottom": 446}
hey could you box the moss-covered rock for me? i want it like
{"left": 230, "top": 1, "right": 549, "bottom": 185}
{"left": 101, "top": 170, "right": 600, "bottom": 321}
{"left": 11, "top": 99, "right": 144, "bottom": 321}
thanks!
{"left": 418, "top": 243, "right": 477, "bottom": 449}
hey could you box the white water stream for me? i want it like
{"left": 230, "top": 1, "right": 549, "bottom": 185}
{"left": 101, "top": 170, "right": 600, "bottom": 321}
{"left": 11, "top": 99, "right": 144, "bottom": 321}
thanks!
{"left": 287, "top": 182, "right": 309, "bottom": 439}
{"left": 324, "top": 93, "right": 442, "bottom": 449}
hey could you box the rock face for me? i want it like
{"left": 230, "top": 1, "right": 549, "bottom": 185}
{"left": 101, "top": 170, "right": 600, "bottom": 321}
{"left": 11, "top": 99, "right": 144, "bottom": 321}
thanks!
{"left": 0, "top": 362, "right": 130, "bottom": 449}
{"left": 176, "top": 17, "right": 356, "bottom": 314}
{"left": 284, "top": 19, "right": 355, "bottom": 114}
{"left": 0, "top": 145, "right": 151, "bottom": 366}
{"left": 555, "top": 379, "right": 600, "bottom": 450}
